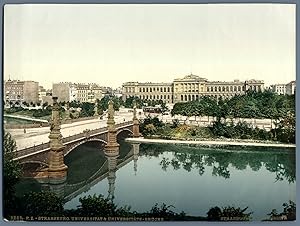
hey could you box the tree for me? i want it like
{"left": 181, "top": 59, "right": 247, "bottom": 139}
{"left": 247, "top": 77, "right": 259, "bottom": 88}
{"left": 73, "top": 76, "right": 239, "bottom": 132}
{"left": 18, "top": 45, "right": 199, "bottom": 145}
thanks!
{"left": 80, "top": 102, "right": 95, "bottom": 117}
{"left": 3, "top": 131, "right": 22, "bottom": 218}
{"left": 77, "top": 194, "right": 120, "bottom": 217}
{"left": 20, "top": 191, "right": 64, "bottom": 217}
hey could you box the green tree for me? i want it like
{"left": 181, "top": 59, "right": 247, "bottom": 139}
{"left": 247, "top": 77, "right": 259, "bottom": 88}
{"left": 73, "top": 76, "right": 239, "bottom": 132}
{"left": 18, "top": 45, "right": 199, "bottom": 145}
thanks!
{"left": 80, "top": 102, "right": 95, "bottom": 117}
{"left": 3, "top": 131, "right": 22, "bottom": 218}
{"left": 20, "top": 191, "right": 64, "bottom": 217}
{"left": 77, "top": 194, "right": 123, "bottom": 217}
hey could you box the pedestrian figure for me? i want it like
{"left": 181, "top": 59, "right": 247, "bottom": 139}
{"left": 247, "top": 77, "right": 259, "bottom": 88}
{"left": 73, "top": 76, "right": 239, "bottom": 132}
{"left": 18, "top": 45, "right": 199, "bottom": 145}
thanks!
{"left": 123, "top": 118, "right": 125, "bottom": 122}
{"left": 24, "top": 128, "right": 26, "bottom": 133}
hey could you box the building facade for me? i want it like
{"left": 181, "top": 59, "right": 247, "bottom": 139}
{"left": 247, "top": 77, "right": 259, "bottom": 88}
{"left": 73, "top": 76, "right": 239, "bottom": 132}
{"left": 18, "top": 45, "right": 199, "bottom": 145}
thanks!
{"left": 286, "top": 81, "right": 296, "bottom": 95}
{"left": 76, "top": 83, "right": 103, "bottom": 103}
{"left": 52, "top": 82, "right": 104, "bottom": 103}
{"left": 122, "top": 74, "right": 265, "bottom": 103}
{"left": 270, "top": 84, "right": 286, "bottom": 95}
{"left": 122, "top": 82, "right": 174, "bottom": 103}
{"left": 4, "top": 80, "right": 39, "bottom": 104}
{"left": 52, "top": 83, "right": 73, "bottom": 103}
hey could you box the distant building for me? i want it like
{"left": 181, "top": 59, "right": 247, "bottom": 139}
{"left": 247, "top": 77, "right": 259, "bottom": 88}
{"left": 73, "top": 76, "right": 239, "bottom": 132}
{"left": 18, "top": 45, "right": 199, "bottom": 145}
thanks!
{"left": 113, "top": 87, "right": 123, "bottom": 98}
{"left": 52, "top": 82, "right": 104, "bottom": 103}
{"left": 270, "top": 84, "right": 286, "bottom": 95}
{"left": 4, "top": 80, "right": 39, "bottom": 104}
{"left": 270, "top": 81, "right": 296, "bottom": 95}
{"left": 122, "top": 74, "right": 264, "bottom": 103}
{"left": 38, "top": 86, "right": 47, "bottom": 103}
{"left": 41, "top": 89, "right": 53, "bottom": 105}
{"left": 286, "top": 81, "right": 296, "bottom": 95}
{"left": 122, "top": 82, "right": 173, "bottom": 103}
{"left": 76, "top": 83, "right": 103, "bottom": 103}
{"left": 52, "top": 83, "right": 78, "bottom": 103}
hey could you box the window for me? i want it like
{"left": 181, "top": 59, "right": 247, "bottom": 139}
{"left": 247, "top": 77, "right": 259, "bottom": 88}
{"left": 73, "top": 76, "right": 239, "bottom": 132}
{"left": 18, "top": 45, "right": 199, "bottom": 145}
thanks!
{"left": 164, "top": 87, "right": 166, "bottom": 92}
{"left": 219, "top": 87, "right": 221, "bottom": 92}
{"left": 168, "top": 87, "right": 170, "bottom": 92}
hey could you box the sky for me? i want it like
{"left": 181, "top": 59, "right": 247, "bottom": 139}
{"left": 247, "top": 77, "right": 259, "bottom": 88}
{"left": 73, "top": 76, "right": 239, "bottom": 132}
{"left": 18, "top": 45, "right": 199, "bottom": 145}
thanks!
{"left": 4, "top": 4, "right": 296, "bottom": 89}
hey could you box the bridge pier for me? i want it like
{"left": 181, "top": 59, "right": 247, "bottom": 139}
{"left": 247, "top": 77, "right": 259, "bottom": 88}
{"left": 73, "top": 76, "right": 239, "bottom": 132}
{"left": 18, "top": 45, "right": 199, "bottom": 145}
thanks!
{"left": 132, "top": 100, "right": 141, "bottom": 138}
{"left": 47, "top": 97, "right": 68, "bottom": 183}
{"left": 104, "top": 100, "right": 120, "bottom": 157}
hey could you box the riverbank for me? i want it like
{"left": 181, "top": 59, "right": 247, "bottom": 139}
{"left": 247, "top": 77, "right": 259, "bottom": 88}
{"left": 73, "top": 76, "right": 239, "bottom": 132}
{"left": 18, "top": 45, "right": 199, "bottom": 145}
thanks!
{"left": 126, "top": 137, "right": 296, "bottom": 148}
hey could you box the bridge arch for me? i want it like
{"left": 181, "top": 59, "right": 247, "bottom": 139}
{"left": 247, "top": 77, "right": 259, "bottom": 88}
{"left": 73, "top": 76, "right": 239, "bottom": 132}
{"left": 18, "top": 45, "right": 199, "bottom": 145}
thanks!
{"left": 116, "top": 128, "right": 133, "bottom": 137}
{"left": 65, "top": 138, "right": 107, "bottom": 156}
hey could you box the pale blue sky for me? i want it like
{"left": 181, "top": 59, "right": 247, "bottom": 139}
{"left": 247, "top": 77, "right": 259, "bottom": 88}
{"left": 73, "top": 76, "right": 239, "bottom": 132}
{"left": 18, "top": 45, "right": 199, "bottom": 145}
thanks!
{"left": 4, "top": 4, "right": 295, "bottom": 89}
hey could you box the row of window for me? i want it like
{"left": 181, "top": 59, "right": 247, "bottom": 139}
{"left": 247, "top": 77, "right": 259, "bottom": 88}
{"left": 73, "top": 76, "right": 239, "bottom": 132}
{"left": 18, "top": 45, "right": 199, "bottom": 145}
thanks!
{"left": 180, "top": 94, "right": 236, "bottom": 101}
{"left": 126, "top": 94, "right": 172, "bottom": 100}
{"left": 206, "top": 86, "right": 244, "bottom": 92}
{"left": 125, "top": 85, "right": 262, "bottom": 94}
{"left": 6, "top": 85, "right": 23, "bottom": 89}
{"left": 125, "top": 87, "right": 173, "bottom": 93}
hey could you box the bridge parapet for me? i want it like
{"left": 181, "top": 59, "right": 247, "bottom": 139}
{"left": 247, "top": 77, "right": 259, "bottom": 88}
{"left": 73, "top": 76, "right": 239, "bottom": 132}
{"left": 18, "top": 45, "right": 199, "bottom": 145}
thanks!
{"left": 13, "top": 121, "right": 134, "bottom": 161}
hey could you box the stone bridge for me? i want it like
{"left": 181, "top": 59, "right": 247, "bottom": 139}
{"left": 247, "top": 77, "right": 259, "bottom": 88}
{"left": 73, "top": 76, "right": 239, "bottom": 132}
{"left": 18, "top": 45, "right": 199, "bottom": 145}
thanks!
{"left": 14, "top": 121, "right": 134, "bottom": 166}
{"left": 16, "top": 97, "right": 141, "bottom": 183}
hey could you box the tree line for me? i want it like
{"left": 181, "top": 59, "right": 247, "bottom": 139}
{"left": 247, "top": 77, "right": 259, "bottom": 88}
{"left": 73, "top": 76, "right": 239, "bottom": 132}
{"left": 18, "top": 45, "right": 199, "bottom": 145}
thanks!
{"left": 171, "top": 90, "right": 295, "bottom": 122}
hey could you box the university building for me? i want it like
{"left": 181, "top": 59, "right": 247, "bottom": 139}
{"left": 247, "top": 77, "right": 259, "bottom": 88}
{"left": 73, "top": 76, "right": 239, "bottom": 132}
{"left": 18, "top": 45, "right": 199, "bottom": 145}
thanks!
{"left": 122, "top": 74, "right": 265, "bottom": 103}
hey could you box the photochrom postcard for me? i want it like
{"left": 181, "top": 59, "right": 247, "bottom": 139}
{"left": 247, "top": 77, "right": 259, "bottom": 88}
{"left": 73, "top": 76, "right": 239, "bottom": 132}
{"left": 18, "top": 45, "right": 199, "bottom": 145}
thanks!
{"left": 2, "top": 3, "right": 296, "bottom": 222}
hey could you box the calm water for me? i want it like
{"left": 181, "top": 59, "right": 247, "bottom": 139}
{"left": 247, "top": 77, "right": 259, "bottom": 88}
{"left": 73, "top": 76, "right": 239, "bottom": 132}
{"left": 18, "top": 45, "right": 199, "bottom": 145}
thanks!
{"left": 17, "top": 141, "right": 296, "bottom": 221}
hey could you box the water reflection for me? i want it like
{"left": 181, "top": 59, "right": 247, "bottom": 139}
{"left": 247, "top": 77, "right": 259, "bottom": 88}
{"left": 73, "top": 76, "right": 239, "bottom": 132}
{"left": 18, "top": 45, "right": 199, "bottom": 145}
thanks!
{"left": 32, "top": 140, "right": 140, "bottom": 202}
{"left": 139, "top": 143, "right": 295, "bottom": 183}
